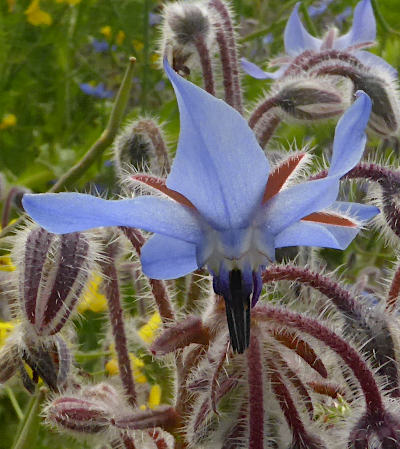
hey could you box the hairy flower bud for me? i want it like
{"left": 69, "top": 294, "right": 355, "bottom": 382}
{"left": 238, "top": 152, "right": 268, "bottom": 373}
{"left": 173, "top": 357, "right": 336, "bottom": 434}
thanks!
{"left": 45, "top": 383, "right": 121, "bottom": 435}
{"left": 160, "top": 2, "right": 214, "bottom": 76}
{"left": 274, "top": 78, "right": 347, "bottom": 121}
{"left": 114, "top": 119, "right": 170, "bottom": 178}
{"left": 352, "top": 73, "right": 400, "bottom": 137}
{"left": 13, "top": 225, "right": 94, "bottom": 336}
{"left": 0, "top": 340, "right": 19, "bottom": 384}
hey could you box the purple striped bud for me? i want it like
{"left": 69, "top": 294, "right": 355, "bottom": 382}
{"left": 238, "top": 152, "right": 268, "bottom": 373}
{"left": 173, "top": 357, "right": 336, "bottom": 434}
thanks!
{"left": 45, "top": 383, "right": 120, "bottom": 435}
{"left": 274, "top": 78, "right": 346, "bottom": 122}
{"left": 0, "top": 340, "right": 19, "bottom": 384}
{"left": 14, "top": 226, "right": 94, "bottom": 336}
{"left": 46, "top": 396, "right": 110, "bottom": 435}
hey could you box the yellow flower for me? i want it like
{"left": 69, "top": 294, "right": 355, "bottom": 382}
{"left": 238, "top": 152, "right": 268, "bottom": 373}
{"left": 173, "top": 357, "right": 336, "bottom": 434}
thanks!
{"left": 105, "top": 348, "right": 148, "bottom": 383}
{"left": 78, "top": 274, "right": 108, "bottom": 313}
{"left": 138, "top": 312, "right": 162, "bottom": 344}
{"left": 0, "top": 113, "right": 17, "bottom": 130}
{"left": 100, "top": 25, "right": 112, "bottom": 40}
{"left": 148, "top": 384, "right": 161, "bottom": 409}
{"left": 116, "top": 30, "right": 126, "bottom": 46}
{"left": 132, "top": 39, "right": 144, "bottom": 52}
{"left": 138, "top": 384, "right": 162, "bottom": 411}
{"left": 0, "top": 321, "right": 16, "bottom": 347}
{"left": 25, "top": 0, "right": 53, "bottom": 26}
{"left": 150, "top": 53, "right": 160, "bottom": 66}
{"left": 0, "top": 255, "right": 15, "bottom": 272}
{"left": 56, "top": 0, "right": 82, "bottom": 5}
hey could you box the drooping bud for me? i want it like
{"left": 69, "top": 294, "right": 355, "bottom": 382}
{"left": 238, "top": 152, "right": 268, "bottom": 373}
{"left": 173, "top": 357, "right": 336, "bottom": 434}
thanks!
{"left": 114, "top": 119, "right": 170, "bottom": 179}
{"left": 13, "top": 225, "right": 95, "bottom": 336}
{"left": 160, "top": 1, "right": 216, "bottom": 93}
{"left": 274, "top": 78, "right": 347, "bottom": 122}
{"left": 21, "top": 335, "right": 72, "bottom": 391}
{"left": 112, "top": 406, "right": 179, "bottom": 432}
{"left": 353, "top": 72, "right": 400, "bottom": 137}
{"left": 45, "top": 382, "right": 123, "bottom": 436}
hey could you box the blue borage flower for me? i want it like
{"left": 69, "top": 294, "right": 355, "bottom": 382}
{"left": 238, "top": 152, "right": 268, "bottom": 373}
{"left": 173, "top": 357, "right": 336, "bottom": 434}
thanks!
{"left": 242, "top": 0, "right": 397, "bottom": 80}
{"left": 79, "top": 82, "right": 114, "bottom": 99}
{"left": 23, "top": 60, "right": 378, "bottom": 353}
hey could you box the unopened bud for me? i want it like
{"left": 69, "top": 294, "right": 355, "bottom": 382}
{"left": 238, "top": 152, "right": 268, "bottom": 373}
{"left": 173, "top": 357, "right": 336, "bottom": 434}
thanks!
{"left": 21, "top": 335, "right": 71, "bottom": 391}
{"left": 14, "top": 226, "right": 94, "bottom": 336}
{"left": 150, "top": 315, "right": 209, "bottom": 356}
{"left": 46, "top": 396, "right": 111, "bottom": 434}
{"left": 275, "top": 79, "right": 346, "bottom": 121}
{"left": 160, "top": 2, "right": 214, "bottom": 75}
{"left": 114, "top": 119, "right": 170, "bottom": 178}
{"left": 353, "top": 73, "right": 400, "bottom": 136}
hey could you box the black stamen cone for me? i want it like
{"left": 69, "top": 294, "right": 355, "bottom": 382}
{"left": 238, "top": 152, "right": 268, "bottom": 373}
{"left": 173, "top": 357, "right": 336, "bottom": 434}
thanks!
{"left": 224, "top": 270, "right": 251, "bottom": 353}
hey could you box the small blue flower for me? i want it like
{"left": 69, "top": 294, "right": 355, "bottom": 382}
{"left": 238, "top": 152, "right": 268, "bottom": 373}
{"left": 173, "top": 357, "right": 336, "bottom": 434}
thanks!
{"left": 23, "top": 61, "right": 377, "bottom": 353}
{"left": 79, "top": 83, "right": 114, "bottom": 99}
{"left": 92, "top": 39, "right": 110, "bottom": 53}
{"left": 242, "top": 0, "right": 397, "bottom": 80}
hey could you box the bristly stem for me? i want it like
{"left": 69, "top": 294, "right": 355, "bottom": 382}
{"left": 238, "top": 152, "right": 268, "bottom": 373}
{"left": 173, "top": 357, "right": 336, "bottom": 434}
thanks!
{"left": 248, "top": 97, "right": 278, "bottom": 129}
{"left": 1, "top": 186, "right": 23, "bottom": 229}
{"left": 194, "top": 36, "right": 216, "bottom": 95}
{"left": 247, "top": 330, "right": 264, "bottom": 449}
{"left": 267, "top": 357, "right": 323, "bottom": 449}
{"left": 262, "top": 265, "right": 363, "bottom": 321}
{"left": 258, "top": 115, "right": 281, "bottom": 148}
{"left": 209, "top": 0, "right": 243, "bottom": 113}
{"left": 49, "top": 57, "right": 136, "bottom": 193}
{"left": 387, "top": 263, "right": 400, "bottom": 312}
{"left": 102, "top": 242, "right": 137, "bottom": 407}
{"left": 121, "top": 227, "right": 175, "bottom": 323}
{"left": 254, "top": 306, "right": 385, "bottom": 415}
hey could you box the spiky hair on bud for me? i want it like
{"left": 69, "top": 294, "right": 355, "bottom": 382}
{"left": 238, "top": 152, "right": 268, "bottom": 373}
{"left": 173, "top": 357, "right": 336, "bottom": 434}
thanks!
{"left": 10, "top": 223, "right": 99, "bottom": 338}
{"left": 159, "top": 1, "right": 216, "bottom": 90}
{"left": 113, "top": 118, "right": 171, "bottom": 182}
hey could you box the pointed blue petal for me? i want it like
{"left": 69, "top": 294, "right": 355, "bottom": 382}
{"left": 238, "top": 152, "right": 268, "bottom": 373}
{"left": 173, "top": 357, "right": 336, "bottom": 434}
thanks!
{"left": 164, "top": 59, "right": 269, "bottom": 230}
{"left": 23, "top": 193, "right": 203, "bottom": 242}
{"left": 260, "top": 176, "right": 339, "bottom": 236}
{"left": 241, "top": 58, "right": 286, "bottom": 80}
{"left": 284, "top": 3, "right": 321, "bottom": 56}
{"left": 331, "top": 201, "right": 379, "bottom": 221}
{"left": 356, "top": 51, "right": 398, "bottom": 79}
{"left": 334, "top": 0, "right": 376, "bottom": 49}
{"left": 275, "top": 220, "right": 359, "bottom": 250}
{"left": 329, "top": 91, "right": 371, "bottom": 177}
{"left": 140, "top": 234, "right": 198, "bottom": 280}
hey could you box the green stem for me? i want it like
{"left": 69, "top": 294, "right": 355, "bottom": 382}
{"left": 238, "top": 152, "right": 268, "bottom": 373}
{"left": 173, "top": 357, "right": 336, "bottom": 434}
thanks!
{"left": 299, "top": 2, "right": 317, "bottom": 37}
{"left": 141, "top": 0, "right": 150, "bottom": 113}
{"left": 5, "top": 386, "right": 24, "bottom": 420}
{"left": 49, "top": 56, "right": 137, "bottom": 193}
{"left": 74, "top": 350, "right": 112, "bottom": 362}
{"left": 11, "top": 387, "right": 46, "bottom": 449}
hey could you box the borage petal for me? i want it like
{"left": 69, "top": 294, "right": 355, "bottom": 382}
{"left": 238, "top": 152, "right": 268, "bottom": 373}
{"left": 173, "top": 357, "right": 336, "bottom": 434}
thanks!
{"left": 260, "top": 176, "right": 339, "bottom": 236}
{"left": 141, "top": 235, "right": 198, "bottom": 280}
{"left": 241, "top": 58, "right": 286, "bottom": 80}
{"left": 284, "top": 3, "right": 321, "bottom": 56}
{"left": 164, "top": 59, "right": 269, "bottom": 230}
{"left": 334, "top": 0, "right": 376, "bottom": 50}
{"left": 275, "top": 220, "right": 359, "bottom": 250}
{"left": 329, "top": 91, "right": 371, "bottom": 177}
{"left": 22, "top": 193, "right": 203, "bottom": 243}
{"left": 331, "top": 201, "right": 379, "bottom": 221}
